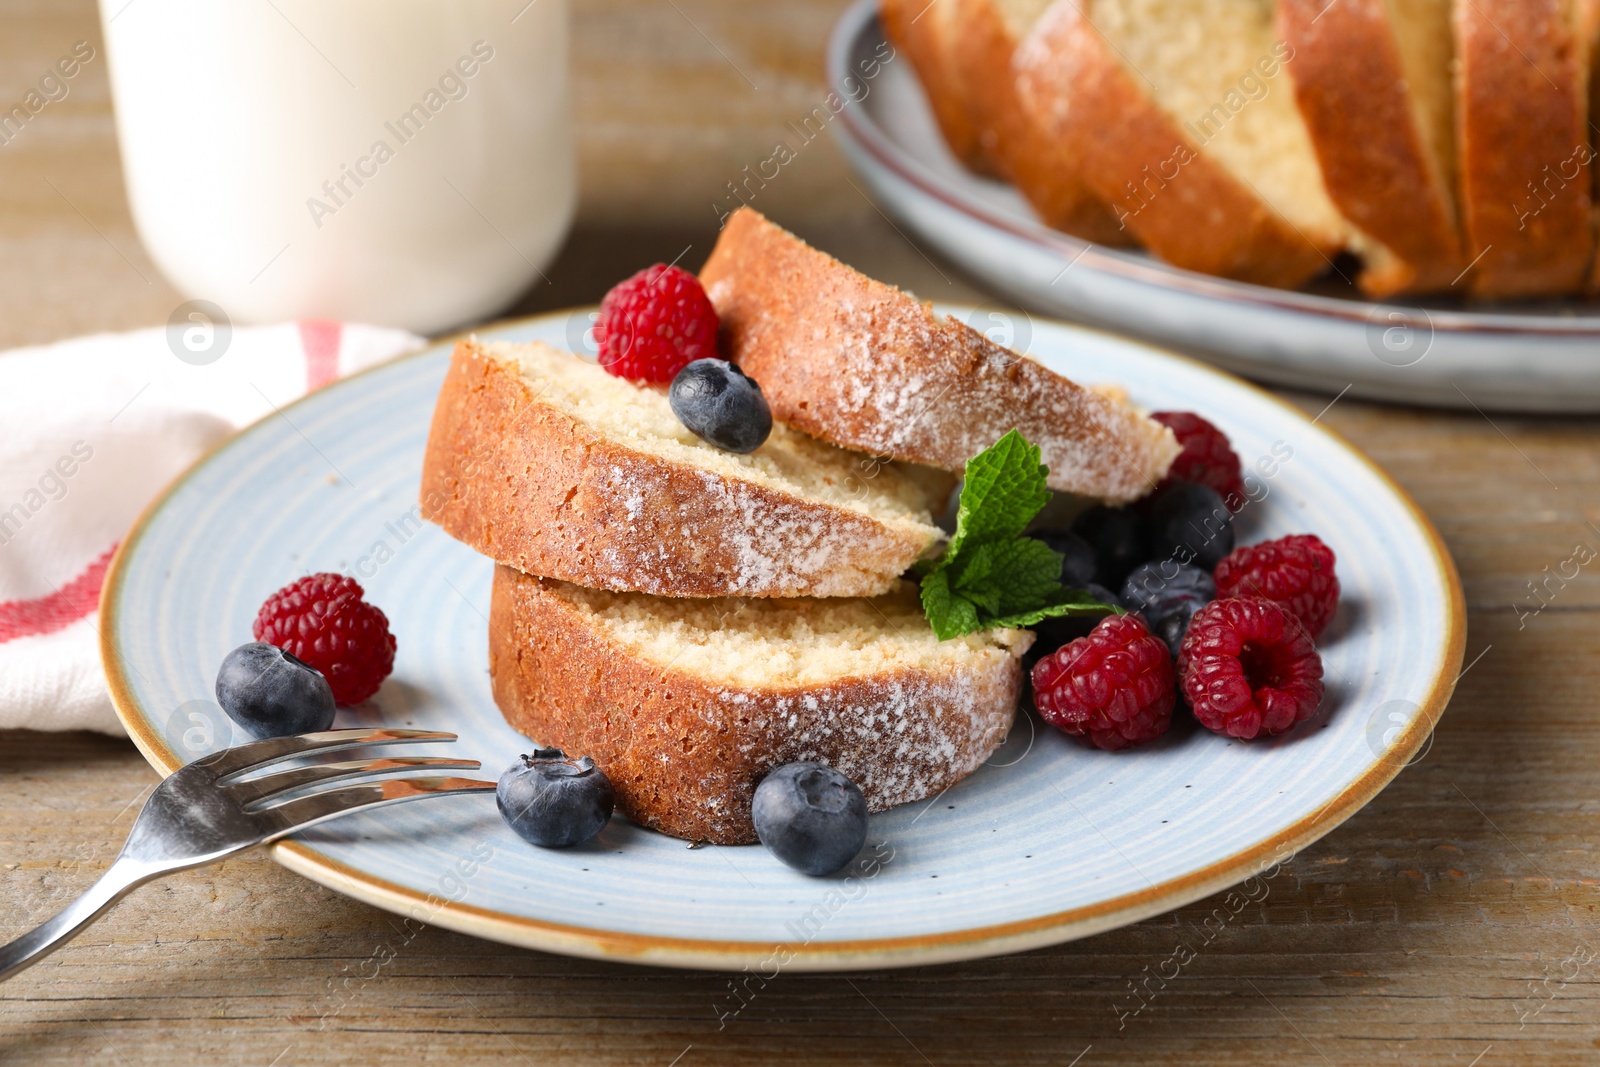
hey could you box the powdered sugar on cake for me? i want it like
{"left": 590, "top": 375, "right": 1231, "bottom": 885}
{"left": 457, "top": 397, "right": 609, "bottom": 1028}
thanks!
{"left": 700, "top": 208, "right": 1181, "bottom": 503}
{"left": 419, "top": 339, "right": 947, "bottom": 599}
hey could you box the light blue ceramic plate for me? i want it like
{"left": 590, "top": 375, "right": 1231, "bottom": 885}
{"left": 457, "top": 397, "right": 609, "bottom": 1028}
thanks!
{"left": 103, "top": 308, "right": 1464, "bottom": 971}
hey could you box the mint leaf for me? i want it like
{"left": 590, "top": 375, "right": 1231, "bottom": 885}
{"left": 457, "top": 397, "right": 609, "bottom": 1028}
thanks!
{"left": 988, "top": 588, "right": 1121, "bottom": 631}
{"left": 920, "top": 567, "right": 981, "bottom": 640}
{"left": 950, "top": 555, "right": 1004, "bottom": 614}
{"left": 919, "top": 430, "right": 1118, "bottom": 639}
{"left": 943, "top": 430, "right": 1051, "bottom": 560}
{"left": 984, "top": 537, "right": 1067, "bottom": 616}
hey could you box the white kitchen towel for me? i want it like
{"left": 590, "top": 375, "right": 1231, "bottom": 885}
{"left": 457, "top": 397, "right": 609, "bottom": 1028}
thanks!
{"left": 0, "top": 320, "right": 425, "bottom": 735}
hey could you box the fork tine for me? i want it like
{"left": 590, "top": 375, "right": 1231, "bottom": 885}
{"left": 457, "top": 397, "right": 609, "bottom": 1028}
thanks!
{"left": 257, "top": 776, "right": 498, "bottom": 837}
{"left": 223, "top": 757, "right": 482, "bottom": 807}
{"left": 199, "top": 729, "right": 457, "bottom": 778}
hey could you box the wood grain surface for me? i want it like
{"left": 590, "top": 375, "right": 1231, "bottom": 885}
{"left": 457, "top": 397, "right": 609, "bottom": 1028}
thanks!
{"left": 3, "top": 0, "right": 1599, "bottom": 1063}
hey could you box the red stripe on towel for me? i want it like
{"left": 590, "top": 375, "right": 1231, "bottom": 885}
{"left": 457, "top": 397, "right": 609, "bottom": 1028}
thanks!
{"left": 299, "top": 320, "right": 344, "bottom": 391}
{"left": 0, "top": 544, "right": 117, "bottom": 644}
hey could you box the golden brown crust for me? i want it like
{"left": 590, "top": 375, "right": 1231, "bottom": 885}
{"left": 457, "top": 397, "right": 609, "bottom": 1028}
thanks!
{"left": 1589, "top": 0, "right": 1600, "bottom": 294}
{"left": 419, "top": 340, "right": 940, "bottom": 599}
{"left": 881, "top": 0, "right": 999, "bottom": 175}
{"left": 488, "top": 568, "right": 1025, "bottom": 845}
{"left": 1012, "top": 0, "right": 1339, "bottom": 288}
{"left": 699, "top": 209, "right": 1180, "bottom": 504}
{"left": 1455, "top": 0, "right": 1593, "bottom": 297}
{"left": 1278, "top": 0, "right": 1467, "bottom": 295}
{"left": 948, "top": 0, "right": 1130, "bottom": 244}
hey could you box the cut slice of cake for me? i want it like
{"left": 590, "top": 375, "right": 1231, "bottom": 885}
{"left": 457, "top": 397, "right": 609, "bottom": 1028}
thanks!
{"left": 1278, "top": 0, "right": 1467, "bottom": 295}
{"left": 698, "top": 208, "right": 1180, "bottom": 503}
{"left": 488, "top": 568, "right": 1031, "bottom": 844}
{"left": 881, "top": 0, "right": 999, "bottom": 175}
{"left": 420, "top": 339, "right": 949, "bottom": 599}
{"left": 946, "top": 0, "right": 1130, "bottom": 243}
{"left": 1455, "top": 0, "right": 1593, "bottom": 297}
{"left": 1013, "top": 0, "right": 1350, "bottom": 287}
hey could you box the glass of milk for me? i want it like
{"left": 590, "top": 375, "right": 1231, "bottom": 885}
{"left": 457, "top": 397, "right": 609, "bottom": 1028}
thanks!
{"left": 98, "top": 0, "right": 574, "bottom": 334}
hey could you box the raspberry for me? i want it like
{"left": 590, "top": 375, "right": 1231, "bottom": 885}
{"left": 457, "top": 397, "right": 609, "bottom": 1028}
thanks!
{"left": 1152, "top": 411, "right": 1247, "bottom": 510}
{"left": 1178, "top": 597, "right": 1324, "bottom": 740}
{"left": 253, "top": 573, "right": 396, "bottom": 706}
{"left": 594, "top": 264, "right": 721, "bottom": 382}
{"left": 1031, "top": 613, "right": 1175, "bottom": 751}
{"left": 1214, "top": 534, "right": 1339, "bottom": 638}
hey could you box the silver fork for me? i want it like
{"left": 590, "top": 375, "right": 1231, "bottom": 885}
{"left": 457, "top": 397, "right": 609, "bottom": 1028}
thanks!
{"left": 0, "top": 727, "right": 496, "bottom": 982}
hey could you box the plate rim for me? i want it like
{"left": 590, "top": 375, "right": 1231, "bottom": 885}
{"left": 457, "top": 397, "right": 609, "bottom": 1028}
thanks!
{"left": 829, "top": 0, "right": 1600, "bottom": 337}
{"left": 100, "top": 306, "right": 1468, "bottom": 971}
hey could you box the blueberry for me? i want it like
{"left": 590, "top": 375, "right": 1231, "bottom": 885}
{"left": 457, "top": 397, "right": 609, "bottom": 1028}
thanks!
{"left": 1121, "top": 561, "right": 1214, "bottom": 660}
{"left": 1148, "top": 483, "right": 1234, "bottom": 570}
{"left": 669, "top": 358, "right": 772, "bottom": 453}
{"left": 1150, "top": 600, "right": 1205, "bottom": 660}
{"left": 751, "top": 762, "right": 868, "bottom": 876}
{"left": 215, "top": 642, "right": 336, "bottom": 739}
{"left": 1070, "top": 506, "right": 1147, "bottom": 586}
{"left": 1120, "top": 561, "right": 1216, "bottom": 621}
{"left": 497, "top": 747, "right": 615, "bottom": 848}
{"left": 1033, "top": 528, "right": 1098, "bottom": 587}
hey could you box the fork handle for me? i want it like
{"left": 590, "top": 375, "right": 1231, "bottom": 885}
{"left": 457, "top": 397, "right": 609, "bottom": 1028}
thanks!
{"left": 0, "top": 857, "right": 161, "bottom": 982}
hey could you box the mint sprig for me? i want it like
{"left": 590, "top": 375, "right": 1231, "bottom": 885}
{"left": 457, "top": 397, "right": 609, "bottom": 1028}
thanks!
{"left": 919, "top": 430, "right": 1119, "bottom": 639}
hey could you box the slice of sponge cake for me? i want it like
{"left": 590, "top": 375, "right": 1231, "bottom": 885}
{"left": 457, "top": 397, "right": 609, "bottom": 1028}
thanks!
{"left": 881, "top": 0, "right": 998, "bottom": 175}
{"left": 947, "top": 0, "right": 1130, "bottom": 243}
{"left": 421, "top": 339, "right": 948, "bottom": 599}
{"left": 1279, "top": 0, "right": 1466, "bottom": 295}
{"left": 488, "top": 568, "right": 1031, "bottom": 844}
{"left": 1014, "top": 0, "right": 1350, "bottom": 287}
{"left": 699, "top": 209, "right": 1179, "bottom": 504}
{"left": 1454, "top": 0, "right": 1593, "bottom": 297}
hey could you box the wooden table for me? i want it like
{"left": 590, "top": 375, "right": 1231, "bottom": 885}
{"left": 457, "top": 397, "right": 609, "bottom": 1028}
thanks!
{"left": 3, "top": 1, "right": 1598, "bottom": 1063}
